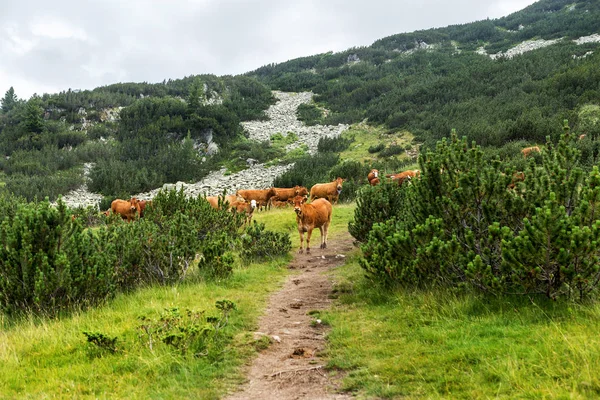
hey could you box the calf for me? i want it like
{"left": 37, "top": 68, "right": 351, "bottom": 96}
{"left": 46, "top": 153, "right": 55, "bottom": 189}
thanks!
{"left": 507, "top": 171, "right": 525, "bottom": 190}
{"left": 138, "top": 200, "right": 152, "bottom": 217}
{"left": 231, "top": 199, "right": 257, "bottom": 224}
{"left": 271, "top": 199, "right": 290, "bottom": 208}
{"left": 271, "top": 186, "right": 309, "bottom": 206}
{"left": 293, "top": 196, "right": 332, "bottom": 254}
{"left": 309, "top": 177, "right": 344, "bottom": 205}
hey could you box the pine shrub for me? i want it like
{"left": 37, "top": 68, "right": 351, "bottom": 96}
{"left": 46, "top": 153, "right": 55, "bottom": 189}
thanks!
{"left": 356, "top": 125, "right": 600, "bottom": 300}
{"left": 239, "top": 221, "right": 291, "bottom": 261}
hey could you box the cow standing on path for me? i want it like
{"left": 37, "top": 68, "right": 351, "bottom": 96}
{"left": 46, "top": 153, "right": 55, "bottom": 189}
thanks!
{"left": 293, "top": 196, "right": 332, "bottom": 254}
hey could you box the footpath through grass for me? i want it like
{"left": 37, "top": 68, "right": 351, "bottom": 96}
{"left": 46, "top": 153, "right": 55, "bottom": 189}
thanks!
{"left": 324, "top": 252, "right": 600, "bottom": 399}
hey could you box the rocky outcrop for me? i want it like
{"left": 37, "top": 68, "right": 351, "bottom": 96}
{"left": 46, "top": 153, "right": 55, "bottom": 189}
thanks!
{"left": 488, "top": 38, "right": 563, "bottom": 59}
{"left": 242, "top": 91, "right": 348, "bottom": 154}
{"left": 574, "top": 33, "right": 600, "bottom": 45}
{"left": 476, "top": 33, "right": 600, "bottom": 59}
{"left": 54, "top": 163, "right": 103, "bottom": 209}
{"left": 134, "top": 163, "right": 294, "bottom": 200}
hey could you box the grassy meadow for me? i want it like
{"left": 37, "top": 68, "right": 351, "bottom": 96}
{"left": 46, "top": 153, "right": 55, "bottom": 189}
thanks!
{"left": 323, "top": 251, "right": 600, "bottom": 399}
{"left": 339, "top": 123, "right": 414, "bottom": 166}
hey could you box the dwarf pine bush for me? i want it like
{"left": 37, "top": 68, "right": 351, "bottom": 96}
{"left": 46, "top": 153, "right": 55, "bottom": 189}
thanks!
{"left": 356, "top": 124, "right": 600, "bottom": 300}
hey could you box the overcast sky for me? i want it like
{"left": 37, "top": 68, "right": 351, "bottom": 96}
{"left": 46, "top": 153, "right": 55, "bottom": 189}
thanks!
{"left": 1, "top": 0, "right": 538, "bottom": 99}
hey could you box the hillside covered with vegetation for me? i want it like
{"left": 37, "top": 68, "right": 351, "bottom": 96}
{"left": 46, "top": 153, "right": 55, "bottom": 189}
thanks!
{"left": 247, "top": 0, "right": 600, "bottom": 149}
{"left": 0, "top": 75, "right": 275, "bottom": 200}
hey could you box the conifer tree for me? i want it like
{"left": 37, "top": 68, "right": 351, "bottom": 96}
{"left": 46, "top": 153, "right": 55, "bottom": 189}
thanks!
{"left": 1, "top": 87, "right": 18, "bottom": 113}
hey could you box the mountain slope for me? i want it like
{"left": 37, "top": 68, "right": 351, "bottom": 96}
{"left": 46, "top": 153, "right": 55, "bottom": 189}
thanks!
{"left": 246, "top": 0, "right": 600, "bottom": 148}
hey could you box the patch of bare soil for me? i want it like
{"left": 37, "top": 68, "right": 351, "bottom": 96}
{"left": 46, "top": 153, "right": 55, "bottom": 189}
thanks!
{"left": 225, "top": 233, "right": 355, "bottom": 400}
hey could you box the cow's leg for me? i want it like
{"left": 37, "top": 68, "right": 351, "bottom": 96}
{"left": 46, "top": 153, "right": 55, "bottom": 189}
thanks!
{"left": 306, "top": 228, "right": 313, "bottom": 253}
{"left": 298, "top": 230, "right": 304, "bottom": 254}
{"left": 323, "top": 221, "right": 330, "bottom": 248}
{"left": 319, "top": 226, "right": 326, "bottom": 249}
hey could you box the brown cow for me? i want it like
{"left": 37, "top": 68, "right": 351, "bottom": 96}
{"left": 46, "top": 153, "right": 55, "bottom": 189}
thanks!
{"left": 111, "top": 198, "right": 141, "bottom": 221}
{"left": 138, "top": 200, "right": 152, "bottom": 217}
{"left": 271, "top": 186, "right": 309, "bottom": 204}
{"left": 507, "top": 171, "right": 525, "bottom": 190}
{"left": 205, "top": 196, "right": 220, "bottom": 209}
{"left": 579, "top": 134, "right": 587, "bottom": 141}
{"left": 293, "top": 196, "right": 332, "bottom": 254}
{"left": 236, "top": 188, "right": 277, "bottom": 211}
{"left": 309, "top": 177, "right": 344, "bottom": 205}
{"left": 231, "top": 199, "right": 257, "bottom": 224}
{"left": 367, "top": 169, "right": 379, "bottom": 183}
{"left": 369, "top": 177, "right": 380, "bottom": 186}
{"left": 521, "top": 146, "right": 540, "bottom": 158}
{"left": 205, "top": 194, "right": 239, "bottom": 210}
{"left": 386, "top": 169, "right": 420, "bottom": 185}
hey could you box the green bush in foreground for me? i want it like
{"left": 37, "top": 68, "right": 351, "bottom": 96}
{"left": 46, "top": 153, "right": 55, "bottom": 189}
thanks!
{"left": 0, "top": 200, "right": 116, "bottom": 314}
{"left": 357, "top": 124, "right": 600, "bottom": 300}
{"left": 240, "top": 221, "right": 291, "bottom": 261}
{"left": 0, "top": 189, "right": 248, "bottom": 315}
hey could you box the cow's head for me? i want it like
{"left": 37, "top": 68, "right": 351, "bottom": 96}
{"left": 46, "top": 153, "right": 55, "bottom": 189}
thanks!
{"left": 297, "top": 186, "right": 309, "bottom": 197}
{"left": 370, "top": 169, "right": 379, "bottom": 178}
{"left": 129, "top": 197, "right": 140, "bottom": 213}
{"left": 250, "top": 199, "right": 257, "bottom": 210}
{"left": 293, "top": 195, "right": 307, "bottom": 217}
{"left": 334, "top": 177, "right": 344, "bottom": 194}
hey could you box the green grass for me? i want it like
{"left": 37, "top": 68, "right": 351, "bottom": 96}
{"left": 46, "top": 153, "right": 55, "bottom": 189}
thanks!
{"left": 339, "top": 123, "right": 414, "bottom": 166}
{"left": 0, "top": 259, "right": 290, "bottom": 399}
{"left": 323, "top": 253, "right": 600, "bottom": 399}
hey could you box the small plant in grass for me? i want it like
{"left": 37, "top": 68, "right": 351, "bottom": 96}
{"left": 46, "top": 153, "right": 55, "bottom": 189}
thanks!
{"left": 82, "top": 331, "right": 119, "bottom": 354}
{"left": 270, "top": 132, "right": 299, "bottom": 147}
{"left": 137, "top": 301, "right": 237, "bottom": 357}
{"left": 253, "top": 335, "right": 272, "bottom": 351}
{"left": 296, "top": 103, "right": 323, "bottom": 125}
{"left": 318, "top": 136, "right": 353, "bottom": 153}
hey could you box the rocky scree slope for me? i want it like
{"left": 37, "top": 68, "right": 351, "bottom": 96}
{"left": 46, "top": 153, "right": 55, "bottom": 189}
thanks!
{"left": 58, "top": 91, "right": 348, "bottom": 208}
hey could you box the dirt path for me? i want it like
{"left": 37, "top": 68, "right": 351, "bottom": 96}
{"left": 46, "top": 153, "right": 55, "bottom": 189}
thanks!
{"left": 225, "top": 234, "right": 355, "bottom": 400}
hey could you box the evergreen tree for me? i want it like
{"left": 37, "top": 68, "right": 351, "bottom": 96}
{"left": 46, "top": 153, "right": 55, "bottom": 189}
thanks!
{"left": 1, "top": 87, "right": 18, "bottom": 113}
{"left": 21, "top": 96, "right": 45, "bottom": 134}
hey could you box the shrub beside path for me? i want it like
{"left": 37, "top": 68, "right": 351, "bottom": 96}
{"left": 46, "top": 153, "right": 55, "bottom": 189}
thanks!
{"left": 226, "top": 233, "right": 355, "bottom": 400}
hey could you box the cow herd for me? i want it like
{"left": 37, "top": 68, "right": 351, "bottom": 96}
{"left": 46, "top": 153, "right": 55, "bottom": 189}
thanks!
{"left": 207, "top": 178, "right": 345, "bottom": 254}
{"left": 98, "top": 143, "right": 545, "bottom": 253}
